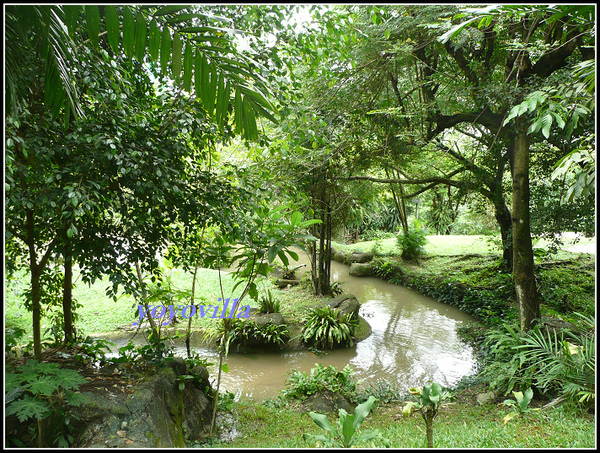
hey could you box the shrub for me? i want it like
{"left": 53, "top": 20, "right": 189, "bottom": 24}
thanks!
{"left": 480, "top": 314, "right": 595, "bottom": 408}
{"left": 231, "top": 320, "right": 290, "bottom": 349}
{"left": 258, "top": 290, "right": 281, "bottom": 314}
{"left": 396, "top": 219, "right": 428, "bottom": 261}
{"left": 282, "top": 363, "right": 358, "bottom": 402}
{"left": 5, "top": 360, "right": 88, "bottom": 447}
{"left": 302, "top": 306, "right": 358, "bottom": 350}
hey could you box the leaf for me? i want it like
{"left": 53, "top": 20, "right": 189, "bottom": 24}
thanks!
{"left": 153, "top": 5, "right": 189, "bottom": 16}
{"left": 134, "top": 13, "right": 147, "bottom": 62}
{"left": 122, "top": 6, "right": 135, "bottom": 59}
{"left": 541, "top": 113, "right": 553, "bottom": 139}
{"left": 63, "top": 5, "right": 80, "bottom": 39}
{"left": 85, "top": 5, "right": 100, "bottom": 48}
{"left": 308, "top": 412, "right": 336, "bottom": 434}
{"left": 148, "top": 19, "right": 160, "bottom": 62}
{"left": 352, "top": 396, "right": 376, "bottom": 431}
{"left": 290, "top": 211, "right": 302, "bottom": 226}
{"left": 221, "top": 363, "right": 229, "bottom": 373}
{"left": 6, "top": 395, "right": 50, "bottom": 422}
{"left": 160, "top": 27, "right": 172, "bottom": 75}
{"left": 183, "top": 43, "right": 193, "bottom": 92}
{"left": 172, "top": 32, "right": 183, "bottom": 82}
{"left": 104, "top": 6, "right": 120, "bottom": 54}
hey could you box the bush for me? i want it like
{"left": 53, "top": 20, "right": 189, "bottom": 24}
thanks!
{"left": 480, "top": 314, "right": 595, "bottom": 409}
{"left": 231, "top": 320, "right": 290, "bottom": 349}
{"left": 396, "top": 219, "right": 428, "bottom": 261}
{"left": 282, "top": 363, "right": 358, "bottom": 402}
{"left": 301, "top": 306, "right": 358, "bottom": 350}
{"left": 258, "top": 290, "right": 281, "bottom": 314}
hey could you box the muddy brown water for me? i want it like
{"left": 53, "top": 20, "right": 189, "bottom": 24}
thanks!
{"left": 102, "top": 254, "right": 477, "bottom": 401}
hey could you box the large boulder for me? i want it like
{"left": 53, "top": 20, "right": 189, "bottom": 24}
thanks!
{"left": 348, "top": 251, "right": 374, "bottom": 263}
{"left": 249, "top": 312, "right": 286, "bottom": 327}
{"left": 324, "top": 294, "right": 361, "bottom": 320}
{"left": 72, "top": 358, "right": 213, "bottom": 448}
{"left": 349, "top": 262, "right": 375, "bottom": 277}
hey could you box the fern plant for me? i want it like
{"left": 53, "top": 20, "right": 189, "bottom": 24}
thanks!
{"left": 5, "top": 359, "right": 88, "bottom": 447}
{"left": 302, "top": 306, "right": 358, "bottom": 350}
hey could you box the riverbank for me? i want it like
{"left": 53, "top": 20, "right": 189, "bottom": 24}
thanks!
{"left": 331, "top": 236, "right": 596, "bottom": 334}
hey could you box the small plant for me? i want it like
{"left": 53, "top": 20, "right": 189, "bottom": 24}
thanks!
{"left": 302, "top": 305, "right": 358, "bottom": 349}
{"left": 500, "top": 388, "right": 540, "bottom": 424}
{"left": 403, "top": 382, "right": 451, "bottom": 448}
{"left": 231, "top": 321, "right": 290, "bottom": 349}
{"left": 5, "top": 360, "right": 88, "bottom": 447}
{"left": 396, "top": 219, "right": 428, "bottom": 261}
{"left": 283, "top": 363, "right": 358, "bottom": 402}
{"left": 303, "top": 396, "right": 390, "bottom": 447}
{"left": 258, "top": 290, "right": 281, "bottom": 314}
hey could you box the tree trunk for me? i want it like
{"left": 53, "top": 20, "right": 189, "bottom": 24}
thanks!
{"left": 511, "top": 123, "right": 540, "bottom": 333}
{"left": 494, "top": 200, "right": 513, "bottom": 271}
{"left": 62, "top": 240, "right": 75, "bottom": 343}
{"left": 424, "top": 410, "right": 435, "bottom": 448}
{"left": 31, "top": 266, "right": 43, "bottom": 360}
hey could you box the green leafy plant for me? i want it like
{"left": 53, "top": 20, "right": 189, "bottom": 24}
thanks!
{"left": 258, "top": 290, "right": 281, "bottom": 314}
{"left": 403, "top": 383, "right": 451, "bottom": 448}
{"left": 283, "top": 364, "right": 358, "bottom": 402}
{"left": 301, "top": 305, "right": 358, "bottom": 350}
{"left": 500, "top": 388, "right": 540, "bottom": 424}
{"left": 481, "top": 314, "right": 595, "bottom": 408}
{"left": 396, "top": 218, "right": 428, "bottom": 261}
{"left": 5, "top": 360, "right": 88, "bottom": 447}
{"left": 231, "top": 321, "right": 290, "bottom": 349}
{"left": 303, "top": 396, "right": 389, "bottom": 447}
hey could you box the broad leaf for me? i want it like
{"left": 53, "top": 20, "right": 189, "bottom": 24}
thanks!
{"left": 84, "top": 5, "right": 100, "bottom": 48}
{"left": 104, "top": 6, "right": 120, "bottom": 54}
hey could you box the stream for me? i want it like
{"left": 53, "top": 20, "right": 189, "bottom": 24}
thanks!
{"left": 101, "top": 255, "right": 477, "bottom": 401}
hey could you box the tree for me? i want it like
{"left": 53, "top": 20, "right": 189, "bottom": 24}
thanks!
{"left": 5, "top": 4, "right": 281, "bottom": 359}
{"left": 442, "top": 4, "right": 594, "bottom": 332}
{"left": 4, "top": 5, "right": 277, "bottom": 139}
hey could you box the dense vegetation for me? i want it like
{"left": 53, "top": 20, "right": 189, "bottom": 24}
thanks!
{"left": 4, "top": 4, "right": 595, "bottom": 448}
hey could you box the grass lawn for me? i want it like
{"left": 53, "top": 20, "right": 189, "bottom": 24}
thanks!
{"left": 203, "top": 396, "right": 596, "bottom": 448}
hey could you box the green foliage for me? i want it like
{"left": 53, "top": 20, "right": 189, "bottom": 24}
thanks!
{"left": 301, "top": 305, "right": 358, "bottom": 350}
{"left": 231, "top": 320, "right": 290, "bottom": 349}
{"left": 5, "top": 360, "right": 88, "bottom": 447}
{"left": 396, "top": 219, "right": 428, "bottom": 261}
{"left": 303, "top": 396, "right": 390, "bottom": 448}
{"left": 480, "top": 315, "right": 595, "bottom": 408}
{"left": 500, "top": 388, "right": 539, "bottom": 424}
{"left": 283, "top": 364, "right": 359, "bottom": 402}
{"left": 109, "top": 334, "right": 177, "bottom": 370}
{"left": 403, "top": 383, "right": 451, "bottom": 448}
{"left": 258, "top": 290, "right": 281, "bottom": 314}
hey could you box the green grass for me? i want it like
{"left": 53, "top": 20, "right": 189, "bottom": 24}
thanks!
{"left": 334, "top": 233, "right": 595, "bottom": 260}
{"left": 204, "top": 398, "right": 595, "bottom": 448}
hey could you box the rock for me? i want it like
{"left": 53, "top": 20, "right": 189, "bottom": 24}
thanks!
{"left": 476, "top": 391, "right": 497, "bottom": 405}
{"left": 331, "top": 247, "right": 351, "bottom": 265}
{"left": 249, "top": 312, "right": 286, "bottom": 326}
{"left": 349, "top": 262, "right": 374, "bottom": 277}
{"left": 324, "top": 294, "right": 361, "bottom": 320}
{"left": 349, "top": 251, "right": 374, "bottom": 263}
{"left": 72, "top": 363, "right": 213, "bottom": 448}
{"left": 299, "top": 390, "right": 355, "bottom": 414}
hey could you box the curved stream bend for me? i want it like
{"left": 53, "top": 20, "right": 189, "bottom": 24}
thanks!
{"left": 191, "top": 256, "right": 476, "bottom": 400}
